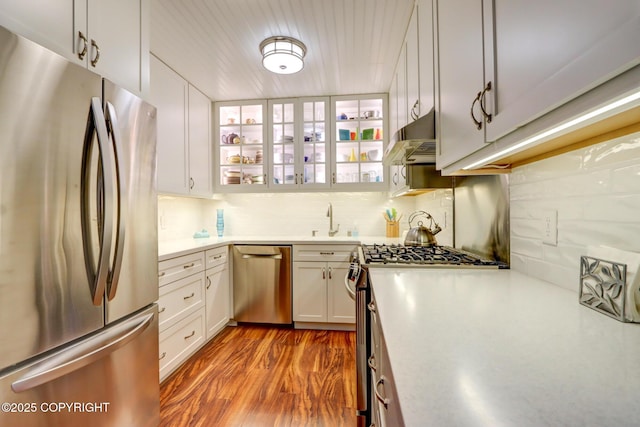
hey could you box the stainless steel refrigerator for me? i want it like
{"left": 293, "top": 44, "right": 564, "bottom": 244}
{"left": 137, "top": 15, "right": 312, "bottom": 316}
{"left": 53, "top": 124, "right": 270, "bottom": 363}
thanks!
{"left": 0, "top": 26, "right": 160, "bottom": 426}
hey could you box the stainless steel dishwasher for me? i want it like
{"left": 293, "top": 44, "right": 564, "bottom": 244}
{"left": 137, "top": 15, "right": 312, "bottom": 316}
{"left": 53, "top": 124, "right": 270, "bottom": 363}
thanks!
{"left": 233, "top": 245, "right": 292, "bottom": 324}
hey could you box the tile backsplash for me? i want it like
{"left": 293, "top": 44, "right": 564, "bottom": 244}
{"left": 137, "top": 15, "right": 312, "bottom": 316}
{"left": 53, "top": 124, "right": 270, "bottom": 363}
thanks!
{"left": 510, "top": 131, "right": 640, "bottom": 292}
{"left": 158, "top": 190, "right": 454, "bottom": 245}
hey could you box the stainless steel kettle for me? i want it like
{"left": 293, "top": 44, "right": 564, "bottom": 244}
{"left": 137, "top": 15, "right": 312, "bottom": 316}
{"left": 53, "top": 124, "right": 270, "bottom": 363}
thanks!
{"left": 404, "top": 211, "right": 442, "bottom": 246}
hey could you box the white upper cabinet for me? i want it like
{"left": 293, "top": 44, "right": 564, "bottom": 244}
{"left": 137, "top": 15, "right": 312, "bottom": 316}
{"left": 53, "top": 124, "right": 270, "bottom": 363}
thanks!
{"left": 188, "top": 84, "right": 213, "bottom": 197}
{"left": 268, "top": 97, "right": 330, "bottom": 190}
{"left": 149, "top": 56, "right": 189, "bottom": 195}
{"left": 0, "top": 0, "right": 149, "bottom": 95}
{"left": 417, "top": 0, "right": 435, "bottom": 117}
{"left": 405, "top": 6, "right": 420, "bottom": 121}
{"left": 435, "top": 0, "right": 487, "bottom": 169}
{"left": 484, "top": 0, "right": 640, "bottom": 143}
{"left": 150, "top": 56, "right": 213, "bottom": 197}
{"left": 216, "top": 100, "right": 268, "bottom": 190}
{"left": 435, "top": 0, "right": 640, "bottom": 172}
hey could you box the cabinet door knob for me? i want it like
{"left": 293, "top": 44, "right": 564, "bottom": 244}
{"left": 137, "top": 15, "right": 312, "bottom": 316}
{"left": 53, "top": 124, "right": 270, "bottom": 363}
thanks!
{"left": 190, "top": 177, "right": 195, "bottom": 189}
{"left": 77, "top": 31, "right": 88, "bottom": 60}
{"left": 479, "top": 81, "right": 493, "bottom": 123}
{"left": 90, "top": 39, "right": 100, "bottom": 67}
{"left": 206, "top": 277, "right": 212, "bottom": 290}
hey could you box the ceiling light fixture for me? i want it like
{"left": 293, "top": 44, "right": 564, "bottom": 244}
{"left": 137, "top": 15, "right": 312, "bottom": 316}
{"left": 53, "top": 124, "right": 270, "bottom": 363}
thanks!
{"left": 259, "top": 36, "right": 306, "bottom": 74}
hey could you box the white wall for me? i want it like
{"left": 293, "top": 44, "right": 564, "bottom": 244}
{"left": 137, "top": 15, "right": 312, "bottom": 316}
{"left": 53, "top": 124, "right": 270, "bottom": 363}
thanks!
{"left": 158, "top": 190, "right": 454, "bottom": 245}
{"left": 510, "top": 131, "right": 640, "bottom": 292}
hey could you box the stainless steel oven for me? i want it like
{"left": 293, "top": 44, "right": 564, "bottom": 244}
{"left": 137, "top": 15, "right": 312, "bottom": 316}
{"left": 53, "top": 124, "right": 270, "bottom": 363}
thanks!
{"left": 345, "top": 244, "right": 507, "bottom": 426}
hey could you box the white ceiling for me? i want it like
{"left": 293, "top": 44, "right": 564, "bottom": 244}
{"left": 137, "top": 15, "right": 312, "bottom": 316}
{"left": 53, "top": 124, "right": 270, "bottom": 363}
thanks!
{"left": 150, "top": 0, "right": 415, "bottom": 102}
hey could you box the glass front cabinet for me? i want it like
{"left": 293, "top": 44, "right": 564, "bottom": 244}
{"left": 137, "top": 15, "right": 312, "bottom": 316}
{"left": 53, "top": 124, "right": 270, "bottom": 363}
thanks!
{"left": 216, "top": 100, "right": 267, "bottom": 188}
{"left": 269, "top": 97, "right": 330, "bottom": 190}
{"left": 215, "top": 94, "right": 387, "bottom": 191}
{"left": 331, "top": 94, "right": 387, "bottom": 188}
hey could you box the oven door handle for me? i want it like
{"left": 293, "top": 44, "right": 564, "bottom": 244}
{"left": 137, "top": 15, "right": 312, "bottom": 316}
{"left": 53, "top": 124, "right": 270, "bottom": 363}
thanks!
{"left": 344, "top": 274, "right": 356, "bottom": 301}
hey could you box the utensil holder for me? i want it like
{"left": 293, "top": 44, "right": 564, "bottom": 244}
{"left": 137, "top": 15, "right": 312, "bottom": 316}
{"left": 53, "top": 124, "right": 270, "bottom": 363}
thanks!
{"left": 386, "top": 221, "right": 399, "bottom": 238}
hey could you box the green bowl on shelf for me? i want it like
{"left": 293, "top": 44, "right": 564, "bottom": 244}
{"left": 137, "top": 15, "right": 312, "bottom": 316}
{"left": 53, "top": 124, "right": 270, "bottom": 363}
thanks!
{"left": 362, "top": 128, "right": 374, "bottom": 140}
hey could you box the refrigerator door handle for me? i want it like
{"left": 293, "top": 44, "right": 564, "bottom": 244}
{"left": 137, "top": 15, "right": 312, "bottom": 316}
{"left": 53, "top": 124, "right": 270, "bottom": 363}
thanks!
{"left": 104, "top": 101, "right": 127, "bottom": 301}
{"left": 81, "top": 97, "right": 115, "bottom": 306}
{"left": 11, "top": 312, "right": 154, "bottom": 393}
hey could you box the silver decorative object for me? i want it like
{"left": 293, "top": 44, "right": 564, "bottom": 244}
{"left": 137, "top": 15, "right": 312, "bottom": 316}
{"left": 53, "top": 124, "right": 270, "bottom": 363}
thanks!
{"left": 579, "top": 256, "right": 628, "bottom": 322}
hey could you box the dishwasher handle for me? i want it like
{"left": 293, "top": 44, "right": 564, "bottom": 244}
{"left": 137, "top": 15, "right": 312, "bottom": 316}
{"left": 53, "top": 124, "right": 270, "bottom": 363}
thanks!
{"left": 241, "top": 253, "right": 283, "bottom": 260}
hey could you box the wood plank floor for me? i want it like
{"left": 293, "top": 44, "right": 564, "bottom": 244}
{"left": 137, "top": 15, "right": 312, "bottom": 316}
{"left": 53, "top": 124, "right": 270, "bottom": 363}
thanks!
{"left": 159, "top": 325, "right": 357, "bottom": 427}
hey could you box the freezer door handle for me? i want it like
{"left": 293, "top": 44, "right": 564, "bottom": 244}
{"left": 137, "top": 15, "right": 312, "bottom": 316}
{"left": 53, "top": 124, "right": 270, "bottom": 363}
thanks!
{"left": 104, "top": 101, "right": 127, "bottom": 301}
{"left": 81, "top": 97, "right": 115, "bottom": 306}
{"left": 11, "top": 312, "right": 154, "bottom": 393}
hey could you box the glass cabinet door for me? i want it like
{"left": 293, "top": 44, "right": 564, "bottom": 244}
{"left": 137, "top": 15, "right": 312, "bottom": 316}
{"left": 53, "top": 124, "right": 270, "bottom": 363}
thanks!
{"left": 270, "top": 100, "right": 297, "bottom": 186}
{"left": 333, "top": 95, "right": 386, "bottom": 186}
{"left": 218, "top": 101, "right": 266, "bottom": 187}
{"left": 301, "top": 98, "right": 329, "bottom": 187}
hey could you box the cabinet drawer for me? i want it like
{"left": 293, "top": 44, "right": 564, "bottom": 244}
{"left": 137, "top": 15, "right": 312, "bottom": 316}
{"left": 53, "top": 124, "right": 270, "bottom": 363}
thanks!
{"left": 158, "top": 272, "right": 205, "bottom": 332}
{"left": 158, "top": 251, "right": 205, "bottom": 287}
{"left": 159, "top": 309, "right": 205, "bottom": 382}
{"left": 205, "top": 246, "right": 228, "bottom": 269}
{"left": 293, "top": 244, "right": 357, "bottom": 262}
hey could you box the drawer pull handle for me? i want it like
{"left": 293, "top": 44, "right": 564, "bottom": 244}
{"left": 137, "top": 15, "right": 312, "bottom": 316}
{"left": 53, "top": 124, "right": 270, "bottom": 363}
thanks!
{"left": 320, "top": 251, "right": 335, "bottom": 256}
{"left": 158, "top": 307, "right": 166, "bottom": 313}
{"left": 367, "top": 301, "right": 376, "bottom": 313}
{"left": 183, "top": 262, "right": 195, "bottom": 269}
{"left": 368, "top": 354, "right": 377, "bottom": 371}
{"left": 183, "top": 292, "right": 195, "bottom": 300}
{"left": 184, "top": 330, "right": 195, "bottom": 340}
{"left": 158, "top": 271, "right": 166, "bottom": 277}
{"left": 213, "top": 254, "right": 223, "bottom": 259}
{"left": 375, "top": 376, "right": 390, "bottom": 408}
{"left": 159, "top": 352, "right": 166, "bottom": 360}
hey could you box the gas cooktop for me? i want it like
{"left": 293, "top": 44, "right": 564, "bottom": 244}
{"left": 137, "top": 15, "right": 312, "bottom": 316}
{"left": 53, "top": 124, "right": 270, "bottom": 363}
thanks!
{"left": 360, "top": 244, "right": 507, "bottom": 268}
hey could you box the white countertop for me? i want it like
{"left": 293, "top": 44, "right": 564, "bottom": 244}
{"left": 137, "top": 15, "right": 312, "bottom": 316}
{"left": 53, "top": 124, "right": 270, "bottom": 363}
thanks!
{"left": 158, "top": 235, "right": 403, "bottom": 260}
{"left": 368, "top": 268, "right": 640, "bottom": 427}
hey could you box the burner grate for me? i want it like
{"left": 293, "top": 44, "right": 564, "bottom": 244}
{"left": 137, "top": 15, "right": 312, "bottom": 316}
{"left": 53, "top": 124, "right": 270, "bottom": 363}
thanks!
{"left": 361, "top": 244, "right": 505, "bottom": 268}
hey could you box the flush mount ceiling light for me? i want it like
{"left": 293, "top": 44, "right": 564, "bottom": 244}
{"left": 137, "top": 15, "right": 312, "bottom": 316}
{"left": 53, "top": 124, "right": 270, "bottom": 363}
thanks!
{"left": 259, "top": 36, "right": 306, "bottom": 74}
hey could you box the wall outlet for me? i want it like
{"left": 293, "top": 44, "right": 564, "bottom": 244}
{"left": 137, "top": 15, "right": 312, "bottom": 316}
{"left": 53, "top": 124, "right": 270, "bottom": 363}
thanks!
{"left": 542, "top": 209, "right": 558, "bottom": 246}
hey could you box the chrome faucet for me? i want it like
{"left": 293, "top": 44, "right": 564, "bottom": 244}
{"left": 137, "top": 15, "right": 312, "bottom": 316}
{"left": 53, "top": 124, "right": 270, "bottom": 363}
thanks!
{"left": 327, "top": 203, "right": 340, "bottom": 236}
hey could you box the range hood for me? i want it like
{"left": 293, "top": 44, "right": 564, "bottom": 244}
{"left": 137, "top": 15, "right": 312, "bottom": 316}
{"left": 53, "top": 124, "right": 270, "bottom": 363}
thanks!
{"left": 391, "top": 164, "right": 453, "bottom": 197}
{"left": 383, "top": 108, "right": 436, "bottom": 165}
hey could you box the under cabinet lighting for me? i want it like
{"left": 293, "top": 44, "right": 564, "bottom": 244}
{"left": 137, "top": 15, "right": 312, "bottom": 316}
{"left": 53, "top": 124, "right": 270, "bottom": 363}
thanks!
{"left": 259, "top": 36, "right": 306, "bottom": 74}
{"left": 462, "top": 89, "right": 640, "bottom": 170}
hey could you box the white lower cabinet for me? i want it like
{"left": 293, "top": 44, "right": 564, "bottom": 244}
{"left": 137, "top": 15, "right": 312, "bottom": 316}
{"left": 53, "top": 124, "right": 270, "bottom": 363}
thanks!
{"left": 369, "top": 290, "right": 404, "bottom": 426}
{"left": 205, "top": 246, "right": 230, "bottom": 340}
{"left": 292, "top": 245, "right": 356, "bottom": 328}
{"left": 157, "top": 245, "right": 230, "bottom": 382}
{"left": 158, "top": 308, "right": 205, "bottom": 382}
